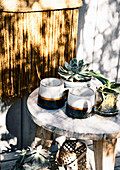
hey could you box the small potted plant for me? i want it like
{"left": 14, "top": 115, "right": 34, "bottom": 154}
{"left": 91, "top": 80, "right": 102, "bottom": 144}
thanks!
{"left": 86, "top": 70, "right": 120, "bottom": 115}
{"left": 12, "top": 146, "right": 51, "bottom": 169}
{"left": 58, "top": 58, "right": 91, "bottom": 88}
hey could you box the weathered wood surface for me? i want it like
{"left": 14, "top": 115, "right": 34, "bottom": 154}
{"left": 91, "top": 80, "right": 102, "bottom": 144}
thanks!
{"left": 0, "top": 151, "right": 20, "bottom": 170}
{"left": 36, "top": 125, "right": 55, "bottom": 140}
{"left": 27, "top": 87, "right": 120, "bottom": 141}
{"left": 93, "top": 139, "right": 117, "bottom": 170}
{"left": 1, "top": 160, "right": 17, "bottom": 170}
{"left": 0, "top": 0, "right": 83, "bottom": 12}
{"left": 1, "top": 151, "right": 20, "bottom": 162}
{"left": 85, "top": 139, "right": 120, "bottom": 170}
{"left": 0, "top": 8, "right": 78, "bottom": 101}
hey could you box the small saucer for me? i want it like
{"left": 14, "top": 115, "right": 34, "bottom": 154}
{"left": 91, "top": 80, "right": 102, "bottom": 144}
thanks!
{"left": 94, "top": 109, "right": 119, "bottom": 117}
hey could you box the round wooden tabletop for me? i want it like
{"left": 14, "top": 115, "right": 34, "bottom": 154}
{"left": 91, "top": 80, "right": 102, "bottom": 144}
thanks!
{"left": 27, "top": 88, "right": 120, "bottom": 141}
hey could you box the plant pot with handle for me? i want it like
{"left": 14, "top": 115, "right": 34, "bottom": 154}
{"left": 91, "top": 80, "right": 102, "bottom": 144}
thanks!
{"left": 95, "top": 86, "right": 119, "bottom": 115}
{"left": 85, "top": 71, "right": 120, "bottom": 116}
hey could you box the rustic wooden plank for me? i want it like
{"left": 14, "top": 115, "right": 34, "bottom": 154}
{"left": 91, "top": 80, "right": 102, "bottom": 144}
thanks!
{"left": 36, "top": 125, "right": 55, "bottom": 140}
{"left": 115, "top": 156, "right": 120, "bottom": 168}
{"left": 36, "top": 126, "right": 54, "bottom": 149}
{"left": 0, "top": 0, "right": 83, "bottom": 12}
{"left": 60, "top": 10, "right": 65, "bottom": 65}
{"left": 0, "top": 8, "right": 79, "bottom": 101}
{"left": 27, "top": 12, "right": 32, "bottom": 91}
{"left": 23, "top": 13, "right": 27, "bottom": 89}
{"left": 20, "top": 13, "right": 24, "bottom": 97}
{"left": 1, "top": 160, "right": 17, "bottom": 170}
{"left": 52, "top": 11, "right": 56, "bottom": 76}
{"left": 0, "top": 151, "right": 20, "bottom": 170}
{"left": 47, "top": 11, "right": 51, "bottom": 77}
{"left": 93, "top": 139, "right": 117, "bottom": 170}
{"left": 10, "top": 13, "right": 15, "bottom": 96}
{"left": 82, "top": 140, "right": 120, "bottom": 170}
{"left": 54, "top": 11, "right": 58, "bottom": 77}
{"left": 0, "top": 12, "right": 4, "bottom": 98}
{"left": 1, "top": 151, "right": 20, "bottom": 162}
{"left": 40, "top": 11, "right": 44, "bottom": 77}
{"left": 115, "top": 166, "right": 120, "bottom": 170}
{"left": 43, "top": 11, "right": 48, "bottom": 77}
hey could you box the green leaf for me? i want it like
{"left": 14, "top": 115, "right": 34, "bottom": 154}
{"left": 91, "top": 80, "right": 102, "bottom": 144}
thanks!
{"left": 85, "top": 70, "right": 109, "bottom": 85}
{"left": 64, "top": 61, "right": 68, "bottom": 69}
{"left": 19, "top": 155, "right": 26, "bottom": 165}
{"left": 58, "top": 71, "right": 69, "bottom": 75}
{"left": 77, "top": 72, "right": 91, "bottom": 78}
{"left": 110, "top": 88, "right": 120, "bottom": 94}
{"left": 80, "top": 64, "right": 89, "bottom": 72}
{"left": 58, "top": 72, "right": 72, "bottom": 80}
{"left": 73, "top": 74, "right": 85, "bottom": 80}
{"left": 59, "top": 66, "right": 68, "bottom": 73}
{"left": 64, "top": 62, "right": 71, "bottom": 71}
{"left": 70, "top": 58, "right": 77, "bottom": 67}
{"left": 23, "top": 164, "right": 32, "bottom": 169}
{"left": 107, "top": 83, "right": 120, "bottom": 93}
{"left": 78, "top": 59, "right": 84, "bottom": 67}
{"left": 71, "top": 67, "right": 78, "bottom": 73}
{"left": 23, "top": 155, "right": 34, "bottom": 163}
{"left": 110, "top": 83, "right": 120, "bottom": 88}
{"left": 103, "top": 88, "right": 117, "bottom": 93}
{"left": 98, "top": 84, "right": 120, "bottom": 94}
{"left": 68, "top": 76, "right": 74, "bottom": 82}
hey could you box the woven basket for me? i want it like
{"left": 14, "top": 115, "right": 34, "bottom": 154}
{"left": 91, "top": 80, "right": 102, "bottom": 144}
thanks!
{"left": 56, "top": 139, "right": 87, "bottom": 170}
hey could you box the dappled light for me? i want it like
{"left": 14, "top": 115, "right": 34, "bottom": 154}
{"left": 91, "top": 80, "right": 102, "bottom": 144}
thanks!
{"left": 0, "top": 0, "right": 83, "bottom": 12}
{"left": 77, "top": 0, "right": 120, "bottom": 82}
{"left": 1, "top": 0, "right": 18, "bottom": 11}
{"left": 0, "top": 8, "right": 78, "bottom": 101}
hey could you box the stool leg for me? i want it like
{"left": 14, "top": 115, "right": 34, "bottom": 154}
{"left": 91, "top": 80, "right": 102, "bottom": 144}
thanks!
{"left": 93, "top": 139, "right": 117, "bottom": 170}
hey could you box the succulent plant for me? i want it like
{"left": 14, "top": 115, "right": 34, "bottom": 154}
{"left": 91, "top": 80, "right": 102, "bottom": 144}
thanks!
{"left": 58, "top": 58, "right": 91, "bottom": 82}
{"left": 12, "top": 146, "right": 51, "bottom": 170}
{"left": 58, "top": 58, "right": 120, "bottom": 93}
{"left": 86, "top": 70, "right": 120, "bottom": 94}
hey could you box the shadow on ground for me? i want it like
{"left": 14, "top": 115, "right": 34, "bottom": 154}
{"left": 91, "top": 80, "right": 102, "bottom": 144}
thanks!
{"left": 6, "top": 97, "right": 36, "bottom": 150}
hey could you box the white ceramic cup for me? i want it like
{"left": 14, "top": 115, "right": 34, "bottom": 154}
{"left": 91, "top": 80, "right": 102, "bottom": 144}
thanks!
{"left": 38, "top": 78, "right": 68, "bottom": 109}
{"left": 66, "top": 86, "right": 95, "bottom": 118}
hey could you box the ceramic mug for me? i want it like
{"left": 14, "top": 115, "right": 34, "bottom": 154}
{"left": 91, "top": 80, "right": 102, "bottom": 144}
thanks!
{"left": 38, "top": 78, "right": 68, "bottom": 109}
{"left": 66, "top": 86, "right": 95, "bottom": 119}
